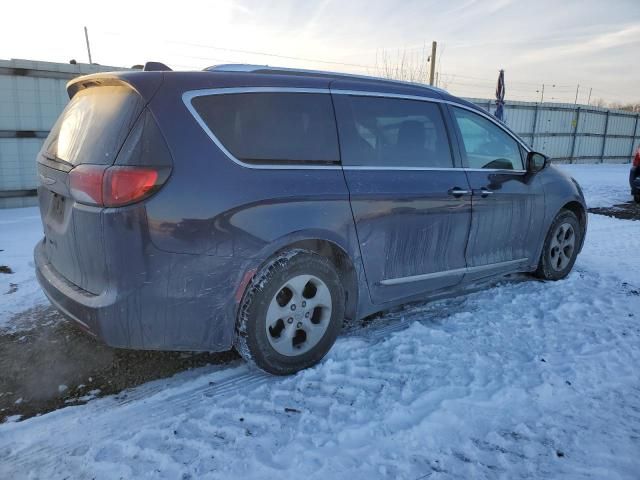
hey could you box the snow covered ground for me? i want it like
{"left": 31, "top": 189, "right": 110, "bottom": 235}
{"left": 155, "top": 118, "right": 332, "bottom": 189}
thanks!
{"left": 558, "top": 163, "right": 632, "bottom": 208}
{"left": 1, "top": 164, "right": 638, "bottom": 479}
{"left": 0, "top": 206, "right": 45, "bottom": 329}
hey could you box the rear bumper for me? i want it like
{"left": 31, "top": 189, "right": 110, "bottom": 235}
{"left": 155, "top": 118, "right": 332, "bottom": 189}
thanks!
{"left": 35, "top": 239, "right": 243, "bottom": 352}
{"left": 35, "top": 238, "right": 116, "bottom": 337}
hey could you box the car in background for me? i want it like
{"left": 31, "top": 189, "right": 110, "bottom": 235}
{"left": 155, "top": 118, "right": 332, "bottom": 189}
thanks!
{"left": 631, "top": 146, "right": 640, "bottom": 203}
{"left": 34, "top": 63, "right": 587, "bottom": 375}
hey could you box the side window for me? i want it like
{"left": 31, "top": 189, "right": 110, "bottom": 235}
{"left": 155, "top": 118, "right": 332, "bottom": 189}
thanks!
{"left": 191, "top": 93, "right": 340, "bottom": 165}
{"left": 452, "top": 107, "right": 524, "bottom": 170}
{"left": 333, "top": 95, "right": 454, "bottom": 168}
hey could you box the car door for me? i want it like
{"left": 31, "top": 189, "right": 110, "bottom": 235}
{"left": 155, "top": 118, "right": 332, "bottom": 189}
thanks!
{"left": 332, "top": 91, "right": 473, "bottom": 305}
{"left": 447, "top": 105, "right": 545, "bottom": 281}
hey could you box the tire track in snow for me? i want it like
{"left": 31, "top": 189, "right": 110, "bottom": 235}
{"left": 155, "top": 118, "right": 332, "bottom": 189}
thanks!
{"left": 0, "top": 288, "right": 481, "bottom": 473}
{"left": 1, "top": 369, "right": 270, "bottom": 472}
{"left": 3, "top": 215, "right": 639, "bottom": 475}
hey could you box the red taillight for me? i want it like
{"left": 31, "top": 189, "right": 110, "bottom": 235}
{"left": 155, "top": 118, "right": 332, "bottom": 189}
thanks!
{"left": 69, "top": 164, "right": 106, "bottom": 206}
{"left": 69, "top": 165, "right": 168, "bottom": 207}
{"left": 633, "top": 148, "right": 640, "bottom": 167}
{"left": 104, "top": 167, "right": 159, "bottom": 206}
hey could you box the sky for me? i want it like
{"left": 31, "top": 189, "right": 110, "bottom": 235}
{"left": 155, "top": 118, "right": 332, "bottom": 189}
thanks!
{"left": 2, "top": 0, "right": 639, "bottom": 104}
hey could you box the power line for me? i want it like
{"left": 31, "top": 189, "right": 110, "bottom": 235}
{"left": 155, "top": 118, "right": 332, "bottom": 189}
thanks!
{"left": 101, "top": 30, "right": 375, "bottom": 70}
{"left": 93, "top": 29, "right": 636, "bottom": 104}
{"left": 99, "top": 29, "right": 578, "bottom": 89}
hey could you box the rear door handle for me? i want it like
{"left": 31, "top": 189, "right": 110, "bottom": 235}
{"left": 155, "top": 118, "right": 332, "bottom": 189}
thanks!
{"left": 448, "top": 187, "right": 470, "bottom": 197}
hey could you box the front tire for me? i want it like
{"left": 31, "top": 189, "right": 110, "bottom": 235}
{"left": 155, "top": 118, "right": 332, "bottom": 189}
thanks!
{"left": 235, "top": 249, "right": 345, "bottom": 375}
{"left": 535, "top": 210, "right": 583, "bottom": 280}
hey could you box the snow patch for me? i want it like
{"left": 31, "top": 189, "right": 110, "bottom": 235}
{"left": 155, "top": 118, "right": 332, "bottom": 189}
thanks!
{"left": 0, "top": 207, "right": 46, "bottom": 330}
{"left": 559, "top": 163, "right": 632, "bottom": 208}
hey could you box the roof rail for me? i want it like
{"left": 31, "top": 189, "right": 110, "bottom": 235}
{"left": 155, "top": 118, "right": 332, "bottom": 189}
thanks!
{"left": 204, "top": 64, "right": 447, "bottom": 94}
{"left": 206, "top": 64, "right": 264, "bottom": 72}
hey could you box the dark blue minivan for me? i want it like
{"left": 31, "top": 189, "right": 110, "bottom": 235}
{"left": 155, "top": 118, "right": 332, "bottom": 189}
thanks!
{"left": 35, "top": 64, "right": 587, "bottom": 374}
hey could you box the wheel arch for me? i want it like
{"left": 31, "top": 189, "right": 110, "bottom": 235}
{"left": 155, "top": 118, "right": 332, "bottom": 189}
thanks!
{"left": 559, "top": 200, "right": 587, "bottom": 252}
{"left": 279, "top": 238, "right": 359, "bottom": 322}
{"left": 235, "top": 231, "right": 364, "bottom": 325}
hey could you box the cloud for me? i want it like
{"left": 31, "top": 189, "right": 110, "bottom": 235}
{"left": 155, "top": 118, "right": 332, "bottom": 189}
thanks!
{"left": 518, "top": 23, "right": 640, "bottom": 63}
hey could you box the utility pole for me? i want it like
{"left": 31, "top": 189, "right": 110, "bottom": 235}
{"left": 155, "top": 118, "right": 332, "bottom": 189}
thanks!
{"left": 540, "top": 84, "right": 545, "bottom": 103}
{"left": 587, "top": 87, "right": 592, "bottom": 105}
{"left": 429, "top": 41, "right": 437, "bottom": 86}
{"left": 84, "top": 26, "right": 93, "bottom": 64}
{"left": 574, "top": 84, "right": 579, "bottom": 104}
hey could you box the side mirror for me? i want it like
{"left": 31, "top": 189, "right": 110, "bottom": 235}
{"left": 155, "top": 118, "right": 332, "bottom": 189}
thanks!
{"left": 527, "top": 151, "right": 547, "bottom": 173}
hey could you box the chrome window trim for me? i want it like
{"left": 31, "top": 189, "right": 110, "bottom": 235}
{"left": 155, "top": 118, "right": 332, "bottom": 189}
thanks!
{"left": 342, "top": 166, "right": 461, "bottom": 171}
{"left": 343, "top": 166, "right": 526, "bottom": 173}
{"left": 464, "top": 168, "right": 527, "bottom": 174}
{"left": 182, "top": 86, "right": 531, "bottom": 171}
{"left": 380, "top": 258, "right": 528, "bottom": 286}
{"left": 331, "top": 89, "right": 532, "bottom": 153}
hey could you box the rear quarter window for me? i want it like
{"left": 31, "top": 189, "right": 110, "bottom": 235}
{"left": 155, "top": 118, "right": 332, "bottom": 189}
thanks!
{"left": 190, "top": 92, "right": 340, "bottom": 165}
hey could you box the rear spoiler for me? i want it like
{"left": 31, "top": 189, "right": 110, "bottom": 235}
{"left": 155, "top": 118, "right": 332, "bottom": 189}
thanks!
{"left": 66, "top": 71, "right": 164, "bottom": 101}
{"left": 143, "top": 61, "right": 172, "bottom": 72}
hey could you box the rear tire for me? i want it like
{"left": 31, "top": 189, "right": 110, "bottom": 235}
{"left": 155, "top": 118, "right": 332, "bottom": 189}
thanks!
{"left": 534, "top": 210, "right": 583, "bottom": 280}
{"left": 234, "top": 249, "right": 345, "bottom": 375}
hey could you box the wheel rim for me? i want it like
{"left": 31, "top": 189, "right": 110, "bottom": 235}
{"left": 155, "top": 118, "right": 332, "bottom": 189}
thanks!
{"left": 265, "top": 274, "right": 332, "bottom": 356}
{"left": 549, "top": 222, "right": 576, "bottom": 272}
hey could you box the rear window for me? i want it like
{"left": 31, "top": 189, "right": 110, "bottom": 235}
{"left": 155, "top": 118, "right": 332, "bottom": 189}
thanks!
{"left": 191, "top": 92, "right": 340, "bottom": 165}
{"left": 43, "top": 85, "right": 143, "bottom": 166}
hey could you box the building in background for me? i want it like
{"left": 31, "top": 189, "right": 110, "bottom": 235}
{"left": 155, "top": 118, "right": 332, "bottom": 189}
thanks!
{"left": 0, "top": 59, "right": 124, "bottom": 208}
{"left": 0, "top": 59, "right": 638, "bottom": 208}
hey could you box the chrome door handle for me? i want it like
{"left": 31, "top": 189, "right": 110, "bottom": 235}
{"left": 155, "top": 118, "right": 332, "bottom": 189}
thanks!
{"left": 478, "top": 188, "right": 493, "bottom": 197}
{"left": 448, "top": 188, "right": 470, "bottom": 197}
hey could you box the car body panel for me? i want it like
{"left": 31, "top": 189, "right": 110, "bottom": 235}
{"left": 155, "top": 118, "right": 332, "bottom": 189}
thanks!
{"left": 339, "top": 168, "right": 473, "bottom": 304}
{"left": 537, "top": 164, "right": 588, "bottom": 257}
{"left": 460, "top": 170, "right": 545, "bottom": 280}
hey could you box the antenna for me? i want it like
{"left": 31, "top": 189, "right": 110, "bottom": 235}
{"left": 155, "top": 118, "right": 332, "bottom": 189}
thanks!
{"left": 84, "top": 26, "right": 93, "bottom": 64}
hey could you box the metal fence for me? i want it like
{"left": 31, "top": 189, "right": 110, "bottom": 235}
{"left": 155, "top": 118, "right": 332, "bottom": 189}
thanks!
{"left": 0, "top": 59, "right": 123, "bottom": 208}
{"left": 467, "top": 98, "right": 640, "bottom": 164}
{"left": 1, "top": 60, "right": 639, "bottom": 208}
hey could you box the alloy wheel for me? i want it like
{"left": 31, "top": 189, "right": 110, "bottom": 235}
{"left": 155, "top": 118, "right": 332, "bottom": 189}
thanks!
{"left": 549, "top": 222, "right": 576, "bottom": 271}
{"left": 265, "top": 275, "right": 332, "bottom": 356}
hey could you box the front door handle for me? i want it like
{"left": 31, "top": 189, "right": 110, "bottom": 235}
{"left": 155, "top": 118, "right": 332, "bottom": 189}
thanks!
{"left": 475, "top": 188, "right": 494, "bottom": 197}
{"left": 448, "top": 187, "right": 470, "bottom": 197}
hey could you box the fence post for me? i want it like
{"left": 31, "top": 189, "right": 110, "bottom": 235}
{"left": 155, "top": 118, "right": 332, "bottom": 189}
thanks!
{"left": 630, "top": 114, "right": 640, "bottom": 162}
{"left": 531, "top": 103, "right": 539, "bottom": 150}
{"left": 569, "top": 106, "right": 581, "bottom": 164}
{"left": 600, "top": 110, "right": 610, "bottom": 163}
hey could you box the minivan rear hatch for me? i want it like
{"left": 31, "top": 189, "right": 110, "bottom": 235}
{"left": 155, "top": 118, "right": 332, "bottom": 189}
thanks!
{"left": 37, "top": 82, "right": 145, "bottom": 294}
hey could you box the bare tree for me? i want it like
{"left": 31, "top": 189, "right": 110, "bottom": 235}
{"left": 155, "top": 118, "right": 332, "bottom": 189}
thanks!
{"left": 374, "top": 46, "right": 431, "bottom": 84}
{"left": 437, "top": 72, "right": 456, "bottom": 90}
{"left": 593, "top": 98, "right": 640, "bottom": 112}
